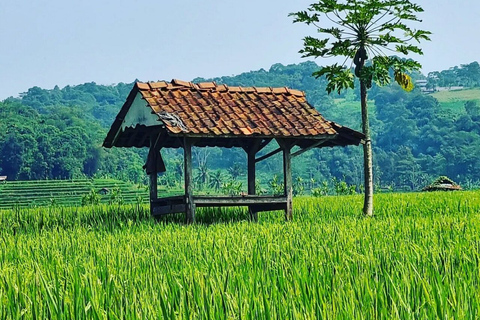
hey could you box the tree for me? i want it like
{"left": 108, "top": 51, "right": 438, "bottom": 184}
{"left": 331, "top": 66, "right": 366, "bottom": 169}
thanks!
{"left": 291, "top": 0, "right": 430, "bottom": 215}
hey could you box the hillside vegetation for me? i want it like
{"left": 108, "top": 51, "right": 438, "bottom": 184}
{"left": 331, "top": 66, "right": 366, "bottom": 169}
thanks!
{"left": 1, "top": 61, "right": 480, "bottom": 191}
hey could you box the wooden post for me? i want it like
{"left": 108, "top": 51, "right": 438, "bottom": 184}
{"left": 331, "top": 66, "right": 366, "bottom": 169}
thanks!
{"left": 183, "top": 138, "right": 195, "bottom": 223}
{"left": 247, "top": 148, "right": 257, "bottom": 222}
{"left": 244, "top": 140, "right": 261, "bottom": 222}
{"left": 281, "top": 142, "right": 293, "bottom": 221}
{"left": 149, "top": 173, "right": 157, "bottom": 201}
{"left": 149, "top": 137, "right": 158, "bottom": 209}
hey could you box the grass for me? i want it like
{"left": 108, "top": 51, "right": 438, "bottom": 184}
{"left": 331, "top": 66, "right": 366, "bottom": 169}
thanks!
{"left": 1, "top": 191, "right": 480, "bottom": 318}
{"left": 330, "top": 89, "right": 480, "bottom": 119}
{"left": 431, "top": 88, "right": 480, "bottom": 113}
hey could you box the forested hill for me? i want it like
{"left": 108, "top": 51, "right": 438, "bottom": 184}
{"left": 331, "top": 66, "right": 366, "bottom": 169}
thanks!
{"left": 1, "top": 61, "right": 480, "bottom": 191}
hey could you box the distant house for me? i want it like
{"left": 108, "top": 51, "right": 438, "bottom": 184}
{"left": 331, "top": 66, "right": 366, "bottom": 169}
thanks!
{"left": 0, "top": 176, "right": 7, "bottom": 183}
{"left": 415, "top": 79, "right": 435, "bottom": 93}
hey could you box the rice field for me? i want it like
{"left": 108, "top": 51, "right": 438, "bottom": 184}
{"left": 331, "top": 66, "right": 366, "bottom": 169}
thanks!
{"left": 431, "top": 88, "right": 480, "bottom": 114}
{"left": 0, "top": 179, "right": 151, "bottom": 209}
{"left": 1, "top": 191, "right": 480, "bottom": 319}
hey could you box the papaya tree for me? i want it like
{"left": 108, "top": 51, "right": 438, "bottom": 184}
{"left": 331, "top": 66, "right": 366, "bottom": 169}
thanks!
{"left": 291, "top": 0, "right": 431, "bottom": 216}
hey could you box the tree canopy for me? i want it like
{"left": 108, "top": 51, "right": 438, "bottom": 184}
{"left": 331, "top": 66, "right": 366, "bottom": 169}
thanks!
{"left": 291, "top": 0, "right": 431, "bottom": 93}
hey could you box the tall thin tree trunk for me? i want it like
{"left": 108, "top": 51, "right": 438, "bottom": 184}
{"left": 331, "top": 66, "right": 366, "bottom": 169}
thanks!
{"left": 360, "top": 80, "right": 374, "bottom": 216}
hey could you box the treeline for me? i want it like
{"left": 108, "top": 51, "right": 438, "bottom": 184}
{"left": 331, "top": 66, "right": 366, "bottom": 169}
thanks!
{"left": 1, "top": 61, "right": 480, "bottom": 191}
{"left": 427, "top": 61, "right": 480, "bottom": 89}
{"left": 0, "top": 85, "right": 147, "bottom": 182}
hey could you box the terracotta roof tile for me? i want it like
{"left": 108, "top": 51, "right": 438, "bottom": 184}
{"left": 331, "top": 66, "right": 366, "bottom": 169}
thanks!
{"left": 216, "top": 84, "right": 228, "bottom": 92}
{"left": 136, "top": 82, "right": 150, "bottom": 90}
{"left": 287, "top": 88, "right": 304, "bottom": 97}
{"left": 272, "top": 87, "right": 288, "bottom": 94}
{"left": 198, "top": 82, "right": 216, "bottom": 89}
{"left": 149, "top": 81, "right": 168, "bottom": 89}
{"left": 228, "top": 86, "right": 241, "bottom": 92}
{"left": 240, "top": 127, "right": 253, "bottom": 135}
{"left": 171, "top": 79, "right": 192, "bottom": 87}
{"left": 240, "top": 87, "right": 255, "bottom": 93}
{"left": 255, "top": 87, "right": 271, "bottom": 94}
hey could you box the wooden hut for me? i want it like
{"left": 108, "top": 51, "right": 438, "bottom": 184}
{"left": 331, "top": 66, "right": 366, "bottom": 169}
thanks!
{"left": 103, "top": 80, "right": 364, "bottom": 222}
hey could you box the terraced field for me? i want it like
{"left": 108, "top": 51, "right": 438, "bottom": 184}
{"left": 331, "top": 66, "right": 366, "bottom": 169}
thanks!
{"left": 0, "top": 179, "right": 163, "bottom": 209}
{"left": 431, "top": 88, "right": 480, "bottom": 114}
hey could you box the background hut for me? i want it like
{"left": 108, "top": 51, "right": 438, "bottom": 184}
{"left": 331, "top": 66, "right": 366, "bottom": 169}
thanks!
{"left": 422, "top": 176, "right": 462, "bottom": 191}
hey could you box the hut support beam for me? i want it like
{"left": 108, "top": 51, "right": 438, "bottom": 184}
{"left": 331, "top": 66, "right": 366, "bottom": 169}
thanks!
{"left": 255, "top": 147, "right": 282, "bottom": 163}
{"left": 148, "top": 137, "right": 158, "bottom": 213}
{"left": 244, "top": 140, "right": 262, "bottom": 222}
{"left": 291, "top": 138, "right": 333, "bottom": 158}
{"left": 149, "top": 173, "right": 157, "bottom": 202}
{"left": 283, "top": 148, "right": 293, "bottom": 220}
{"left": 278, "top": 139, "right": 294, "bottom": 220}
{"left": 184, "top": 138, "right": 195, "bottom": 223}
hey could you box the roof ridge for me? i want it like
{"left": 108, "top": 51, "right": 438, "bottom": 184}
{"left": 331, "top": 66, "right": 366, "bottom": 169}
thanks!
{"left": 136, "top": 79, "right": 305, "bottom": 97}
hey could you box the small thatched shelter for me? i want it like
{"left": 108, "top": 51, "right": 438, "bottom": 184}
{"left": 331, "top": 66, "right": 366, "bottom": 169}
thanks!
{"left": 422, "top": 176, "right": 462, "bottom": 192}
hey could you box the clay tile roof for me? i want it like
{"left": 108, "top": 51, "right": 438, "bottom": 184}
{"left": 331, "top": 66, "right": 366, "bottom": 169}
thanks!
{"left": 103, "top": 79, "right": 364, "bottom": 148}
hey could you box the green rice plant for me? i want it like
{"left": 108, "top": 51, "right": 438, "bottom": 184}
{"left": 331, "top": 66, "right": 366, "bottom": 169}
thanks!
{"left": 1, "top": 191, "right": 480, "bottom": 318}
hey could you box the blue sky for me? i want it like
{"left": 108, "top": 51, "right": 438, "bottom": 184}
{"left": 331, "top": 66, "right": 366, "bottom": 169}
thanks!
{"left": 1, "top": 0, "right": 479, "bottom": 99}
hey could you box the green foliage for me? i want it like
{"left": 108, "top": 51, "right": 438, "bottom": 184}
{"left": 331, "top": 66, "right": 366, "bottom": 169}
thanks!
{"left": 81, "top": 188, "right": 100, "bottom": 206}
{"left": 2, "top": 192, "right": 480, "bottom": 317}
{"left": 332, "top": 177, "right": 357, "bottom": 195}
{"left": 0, "top": 97, "right": 146, "bottom": 182}
{"left": 428, "top": 62, "right": 480, "bottom": 89}
{"left": 293, "top": 176, "right": 305, "bottom": 196}
{"left": 268, "top": 174, "right": 284, "bottom": 195}
{"left": 312, "top": 181, "right": 330, "bottom": 197}
{"left": 208, "top": 170, "right": 224, "bottom": 191}
{"left": 108, "top": 187, "right": 124, "bottom": 205}
{"left": 227, "top": 163, "right": 244, "bottom": 181}
{"left": 290, "top": 0, "right": 431, "bottom": 92}
{"left": 220, "top": 180, "right": 243, "bottom": 196}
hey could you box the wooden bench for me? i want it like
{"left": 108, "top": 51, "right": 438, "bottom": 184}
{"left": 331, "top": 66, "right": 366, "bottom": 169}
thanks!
{"left": 151, "top": 195, "right": 287, "bottom": 217}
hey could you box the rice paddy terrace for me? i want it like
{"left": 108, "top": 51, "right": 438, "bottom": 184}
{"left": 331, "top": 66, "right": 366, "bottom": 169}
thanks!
{"left": 0, "top": 179, "right": 153, "bottom": 209}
